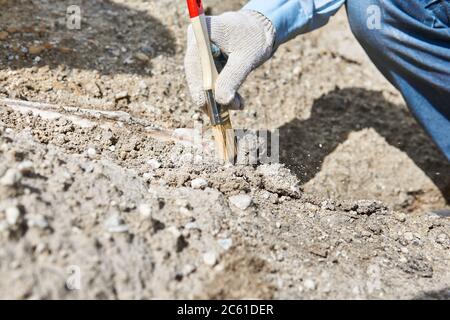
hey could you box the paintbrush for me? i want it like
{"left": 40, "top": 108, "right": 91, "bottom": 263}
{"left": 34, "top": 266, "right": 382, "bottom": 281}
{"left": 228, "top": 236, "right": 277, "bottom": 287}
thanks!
{"left": 186, "top": 0, "right": 237, "bottom": 163}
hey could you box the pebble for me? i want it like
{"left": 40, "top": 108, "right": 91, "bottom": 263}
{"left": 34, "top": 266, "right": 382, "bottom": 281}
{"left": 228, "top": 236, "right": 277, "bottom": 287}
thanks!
{"left": 104, "top": 215, "right": 129, "bottom": 233}
{"left": 182, "top": 264, "right": 196, "bottom": 276}
{"left": 147, "top": 159, "right": 161, "bottom": 169}
{"left": 167, "top": 226, "right": 181, "bottom": 237}
{"left": 142, "top": 172, "right": 153, "bottom": 181}
{"left": 395, "top": 212, "right": 406, "bottom": 222}
{"left": 303, "top": 279, "right": 316, "bottom": 290}
{"left": 0, "top": 31, "right": 9, "bottom": 40}
{"left": 275, "top": 222, "right": 282, "bottom": 229}
{"left": 5, "top": 206, "right": 21, "bottom": 226}
{"left": 218, "top": 238, "right": 232, "bottom": 251}
{"left": 261, "top": 191, "right": 271, "bottom": 200}
{"left": 203, "top": 252, "right": 217, "bottom": 266}
{"left": 86, "top": 147, "right": 97, "bottom": 158}
{"left": 28, "top": 45, "right": 44, "bottom": 55}
{"left": 185, "top": 222, "right": 198, "bottom": 230}
{"left": 138, "top": 204, "right": 152, "bottom": 218}
{"left": 404, "top": 232, "right": 414, "bottom": 241}
{"left": 17, "top": 161, "right": 34, "bottom": 174}
{"left": 135, "top": 52, "right": 150, "bottom": 62}
{"left": 0, "top": 221, "right": 8, "bottom": 232}
{"left": 191, "top": 178, "right": 207, "bottom": 189}
{"left": 26, "top": 214, "right": 48, "bottom": 229}
{"left": 115, "top": 91, "right": 129, "bottom": 101}
{"left": 0, "top": 168, "right": 22, "bottom": 187}
{"left": 436, "top": 233, "right": 448, "bottom": 245}
{"left": 179, "top": 206, "right": 191, "bottom": 216}
{"left": 229, "top": 194, "right": 252, "bottom": 210}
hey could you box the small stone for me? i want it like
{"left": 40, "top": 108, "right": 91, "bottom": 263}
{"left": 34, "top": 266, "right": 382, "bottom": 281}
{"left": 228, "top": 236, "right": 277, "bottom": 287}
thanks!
{"left": 135, "top": 52, "right": 150, "bottom": 62}
{"left": 104, "top": 215, "right": 129, "bottom": 233}
{"left": 0, "top": 168, "right": 22, "bottom": 187}
{"left": 138, "top": 204, "right": 152, "bottom": 218}
{"left": 261, "top": 191, "right": 271, "bottom": 200}
{"left": 26, "top": 214, "right": 48, "bottom": 229}
{"left": 86, "top": 147, "right": 97, "bottom": 158}
{"left": 179, "top": 206, "right": 191, "bottom": 216}
{"left": 218, "top": 238, "right": 232, "bottom": 250}
{"left": 0, "top": 221, "right": 8, "bottom": 232}
{"left": 123, "top": 56, "right": 134, "bottom": 65}
{"left": 191, "top": 178, "right": 207, "bottom": 189}
{"left": 6, "top": 27, "right": 18, "bottom": 33}
{"left": 147, "top": 159, "right": 161, "bottom": 169}
{"left": 28, "top": 45, "right": 44, "bottom": 55}
{"left": 58, "top": 47, "right": 72, "bottom": 54}
{"left": 303, "top": 279, "right": 316, "bottom": 290}
{"left": 5, "top": 206, "right": 21, "bottom": 226}
{"left": 203, "top": 252, "right": 217, "bottom": 266}
{"left": 229, "top": 194, "right": 252, "bottom": 210}
{"left": 182, "top": 264, "right": 196, "bottom": 276}
{"left": 395, "top": 212, "right": 406, "bottom": 222}
{"left": 404, "top": 232, "right": 414, "bottom": 241}
{"left": 0, "top": 31, "right": 9, "bottom": 40}
{"left": 185, "top": 222, "right": 198, "bottom": 230}
{"left": 17, "top": 161, "right": 34, "bottom": 174}
{"left": 167, "top": 226, "right": 181, "bottom": 237}
{"left": 115, "top": 91, "right": 129, "bottom": 101}
{"left": 85, "top": 81, "right": 102, "bottom": 97}
{"left": 436, "top": 233, "right": 448, "bottom": 245}
{"left": 275, "top": 222, "right": 281, "bottom": 229}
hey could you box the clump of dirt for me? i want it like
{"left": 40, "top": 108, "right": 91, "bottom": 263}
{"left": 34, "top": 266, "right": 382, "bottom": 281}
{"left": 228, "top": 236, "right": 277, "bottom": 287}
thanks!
{"left": 0, "top": 0, "right": 449, "bottom": 299}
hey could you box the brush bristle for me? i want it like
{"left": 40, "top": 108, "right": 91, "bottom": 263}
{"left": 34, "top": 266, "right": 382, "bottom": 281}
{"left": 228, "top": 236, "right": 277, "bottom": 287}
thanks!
{"left": 211, "top": 121, "right": 236, "bottom": 163}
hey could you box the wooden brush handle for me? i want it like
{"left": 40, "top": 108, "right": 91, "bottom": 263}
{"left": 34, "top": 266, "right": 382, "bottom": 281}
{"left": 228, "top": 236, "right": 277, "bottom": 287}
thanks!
{"left": 187, "top": 0, "right": 219, "bottom": 91}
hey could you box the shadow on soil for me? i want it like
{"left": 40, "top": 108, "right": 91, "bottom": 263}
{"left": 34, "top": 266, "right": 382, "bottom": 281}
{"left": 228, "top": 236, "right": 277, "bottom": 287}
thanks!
{"left": 0, "top": 0, "right": 176, "bottom": 75}
{"left": 413, "top": 288, "right": 450, "bottom": 300}
{"left": 279, "top": 88, "right": 450, "bottom": 203}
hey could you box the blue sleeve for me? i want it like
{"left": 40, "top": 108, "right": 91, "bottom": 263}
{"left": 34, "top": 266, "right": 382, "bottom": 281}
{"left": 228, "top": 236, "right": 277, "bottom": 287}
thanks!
{"left": 243, "top": 0, "right": 346, "bottom": 47}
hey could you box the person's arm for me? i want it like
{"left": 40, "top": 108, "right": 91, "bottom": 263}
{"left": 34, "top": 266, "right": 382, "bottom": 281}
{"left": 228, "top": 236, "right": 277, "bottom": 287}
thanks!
{"left": 244, "top": 0, "right": 346, "bottom": 47}
{"left": 184, "top": 0, "right": 346, "bottom": 110}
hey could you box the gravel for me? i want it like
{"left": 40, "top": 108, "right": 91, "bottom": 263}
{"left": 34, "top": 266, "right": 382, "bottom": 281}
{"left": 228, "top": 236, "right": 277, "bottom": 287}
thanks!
{"left": 104, "top": 214, "right": 129, "bottom": 233}
{"left": 0, "top": 169, "right": 22, "bottom": 187}
{"left": 203, "top": 252, "right": 218, "bottom": 266}
{"left": 5, "top": 206, "right": 21, "bottom": 226}
{"left": 229, "top": 194, "right": 252, "bottom": 210}
{"left": 191, "top": 178, "right": 208, "bottom": 189}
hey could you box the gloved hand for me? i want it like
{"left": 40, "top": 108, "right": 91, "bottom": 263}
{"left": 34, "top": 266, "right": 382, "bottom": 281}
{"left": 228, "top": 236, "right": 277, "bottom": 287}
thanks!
{"left": 184, "top": 10, "right": 275, "bottom": 110}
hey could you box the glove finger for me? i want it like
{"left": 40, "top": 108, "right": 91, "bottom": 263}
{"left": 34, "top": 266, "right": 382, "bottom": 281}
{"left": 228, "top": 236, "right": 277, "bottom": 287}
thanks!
{"left": 208, "top": 15, "right": 232, "bottom": 54}
{"left": 227, "top": 93, "right": 245, "bottom": 110}
{"left": 214, "top": 54, "right": 252, "bottom": 106}
{"left": 184, "top": 25, "right": 206, "bottom": 108}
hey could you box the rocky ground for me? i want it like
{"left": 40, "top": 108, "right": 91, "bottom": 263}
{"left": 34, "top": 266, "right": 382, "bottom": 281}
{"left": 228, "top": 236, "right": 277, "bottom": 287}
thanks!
{"left": 0, "top": 0, "right": 449, "bottom": 299}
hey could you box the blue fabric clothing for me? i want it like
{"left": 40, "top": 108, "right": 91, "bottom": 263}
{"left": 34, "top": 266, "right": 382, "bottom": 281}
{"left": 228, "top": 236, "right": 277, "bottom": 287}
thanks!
{"left": 243, "top": 0, "right": 450, "bottom": 161}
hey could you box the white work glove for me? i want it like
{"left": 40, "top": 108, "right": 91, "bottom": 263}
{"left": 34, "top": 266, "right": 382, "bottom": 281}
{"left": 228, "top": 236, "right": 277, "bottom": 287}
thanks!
{"left": 184, "top": 10, "right": 275, "bottom": 110}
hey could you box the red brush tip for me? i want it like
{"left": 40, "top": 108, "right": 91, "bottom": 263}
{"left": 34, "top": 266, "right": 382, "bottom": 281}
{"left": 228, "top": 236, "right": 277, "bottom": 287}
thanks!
{"left": 187, "top": 0, "right": 204, "bottom": 18}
